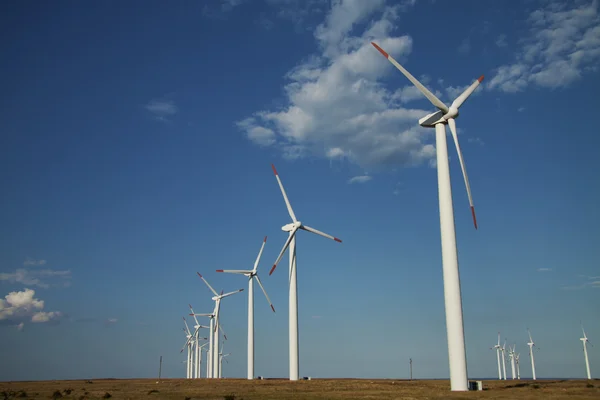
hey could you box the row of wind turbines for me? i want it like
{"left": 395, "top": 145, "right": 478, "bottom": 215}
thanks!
{"left": 491, "top": 327, "right": 594, "bottom": 380}
{"left": 179, "top": 163, "right": 342, "bottom": 380}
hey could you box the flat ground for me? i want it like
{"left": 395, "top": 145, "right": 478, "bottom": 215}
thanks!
{"left": 1, "top": 378, "right": 598, "bottom": 399}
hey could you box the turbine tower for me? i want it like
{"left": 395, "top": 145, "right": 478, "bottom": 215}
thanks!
{"left": 269, "top": 164, "right": 342, "bottom": 381}
{"left": 501, "top": 339, "right": 508, "bottom": 380}
{"left": 515, "top": 351, "right": 521, "bottom": 379}
{"left": 371, "top": 42, "right": 482, "bottom": 391}
{"left": 527, "top": 329, "right": 537, "bottom": 380}
{"left": 197, "top": 273, "right": 243, "bottom": 378}
{"left": 580, "top": 324, "right": 593, "bottom": 379}
{"left": 491, "top": 332, "right": 502, "bottom": 380}
{"left": 217, "top": 236, "right": 276, "bottom": 380}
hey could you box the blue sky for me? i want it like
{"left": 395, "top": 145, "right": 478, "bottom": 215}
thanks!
{"left": 1, "top": 0, "right": 599, "bottom": 381}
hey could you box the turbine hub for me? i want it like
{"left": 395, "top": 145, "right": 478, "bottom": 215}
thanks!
{"left": 282, "top": 221, "right": 301, "bottom": 231}
{"left": 444, "top": 106, "right": 459, "bottom": 120}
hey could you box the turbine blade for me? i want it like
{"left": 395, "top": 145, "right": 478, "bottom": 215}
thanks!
{"left": 183, "top": 317, "right": 192, "bottom": 335}
{"left": 220, "top": 288, "right": 244, "bottom": 298}
{"left": 216, "top": 270, "right": 251, "bottom": 274}
{"left": 188, "top": 304, "right": 200, "bottom": 326}
{"left": 300, "top": 225, "right": 342, "bottom": 243}
{"left": 254, "top": 274, "right": 275, "bottom": 312}
{"left": 528, "top": 329, "right": 533, "bottom": 343}
{"left": 272, "top": 164, "right": 297, "bottom": 222}
{"left": 269, "top": 227, "right": 299, "bottom": 275}
{"left": 253, "top": 236, "right": 268, "bottom": 273}
{"left": 197, "top": 272, "right": 219, "bottom": 296}
{"left": 450, "top": 76, "right": 484, "bottom": 109}
{"left": 447, "top": 118, "right": 478, "bottom": 229}
{"left": 219, "top": 323, "right": 227, "bottom": 340}
{"left": 371, "top": 42, "right": 449, "bottom": 113}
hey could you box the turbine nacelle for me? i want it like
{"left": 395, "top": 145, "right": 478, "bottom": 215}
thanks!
{"left": 282, "top": 221, "right": 301, "bottom": 232}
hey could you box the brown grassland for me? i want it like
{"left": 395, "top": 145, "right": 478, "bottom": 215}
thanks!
{"left": 1, "top": 378, "right": 599, "bottom": 400}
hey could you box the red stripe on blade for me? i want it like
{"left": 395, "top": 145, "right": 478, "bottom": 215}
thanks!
{"left": 334, "top": 237, "right": 342, "bottom": 243}
{"left": 478, "top": 75, "right": 484, "bottom": 82}
{"left": 197, "top": 272, "right": 203, "bottom": 278}
{"left": 371, "top": 42, "right": 389, "bottom": 58}
{"left": 269, "top": 265, "right": 277, "bottom": 275}
{"left": 471, "top": 206, "right": 478, "bottom": 230}
{"left": 271, "top": 305, "right": 276, "bottom": 313}
{"left": 216, "top": 269, "right": 224, "bottom": 272}
{"left": 264, "top": 236, "right": 267, "bottom": 242}
{"left": 271, "top": 164, "right": 278, "bottom": 175}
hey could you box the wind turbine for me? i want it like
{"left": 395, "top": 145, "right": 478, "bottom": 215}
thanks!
{"left": 527, "top": 329, "right": 537, "bottom": 380}
{"left": 501, "top": 339, "right": 508, "bottom": 380}
{"left": 491, "top": 332, "right": 502, "bottom": 380}
{"left": 217, "top": 236, "right": 276, "bottom": 379}
{"left": 508, "top": 344, "right": 517, "bottom": 380}
{"left": 186, "top": 307, "right": 210, "bottom": 378}
{"left": 268, "top": 164, "right": 342, "bottom": 381}
{"left": 580, "top": 324, "right": 593, "bottom": 379}
{"left": 371, "top": 42, "right": 482, "bottom": 391}
{"left": 197, "top": 272, "right": 243, "bottom": 378}
{"left": 181, "top": 318, "right": 194, "bottom": 379}
{"left": 515, "top": 351, "right": 521, "bottom": 379}
{"left": 188, "top": 304, "right": 216, "bottom": 378}
{"left": 218, "top": 340, "right": 231, "bottom": 378}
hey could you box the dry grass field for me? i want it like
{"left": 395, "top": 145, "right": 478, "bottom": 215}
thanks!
{"left": 1, "top": 378, "right": 599, "bottom": 400}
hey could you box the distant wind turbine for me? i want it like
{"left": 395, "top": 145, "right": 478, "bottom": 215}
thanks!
{"left": 527, "top": 329, "right": 538, "bottom": 380}
{"left": 501, "top": 339, "right": 508, "bottom": 380}
{"left": 508, "top": 344, "right": 517, "bottom": 380}
{"left": 515, "top": 351, "right": 521, "bottom": 379}
{"left": 491, "top": 332, "right": 502, "bottom": 380}
{"left": 217, "top": 236, "right": 275, "bottom": 380}
{"left": 580, "top": 323, "right": 593, "bottom": 379}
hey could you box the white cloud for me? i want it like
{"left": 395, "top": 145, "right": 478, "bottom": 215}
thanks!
{"left": 488, "top": 0, "right": 600, "bottom": 92}
{"left": 105, "top": 318, "right": 118, "bottom": 326}
{"left": 23, "top": 257, "right": 46, "bottom": 267}
{"left": 237, "top": 0, "right": 441, "bottom": 169}
{"left": 518, "top": 106, "right": 525, "bottom": 112}
{"left": 0, "top": 288, "right": 63, "bottom": 326}
{"left": 537, "top": 267, "right": 552, "bottom": 272}
{"left": 145, "top": 99, "right": 178, "bottom": 121}
{"left": 457, "top": 38, "right": 471, "bottom": 54}
{"left": 16, "top": 322, "right": 24, "bottom": 331}
{"left": 348, "top": 175, "right": 372, "bottom": 184}
{"left": 0, "top": 267, "right": 71, "bottom": 289}
{"left": 560, "top": 274, "right": 600, "bottom": 290}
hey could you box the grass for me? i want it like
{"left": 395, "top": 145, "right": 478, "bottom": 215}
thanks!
{"left": 0, "top": 378, "right": 598, "bottom": 399}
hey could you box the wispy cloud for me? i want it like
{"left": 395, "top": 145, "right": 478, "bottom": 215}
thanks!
{"left": 144, "top": 99, "right": 178, "bottom": 121}
{"left": 488, "top": 0, "right": 600, "bottom": 93}
{"left": 237, "top": 0, "right": 439, "bottom": 169}
{"left": 0, "top": 266, "right": 71, "bottom": 289}
{"left": 23, "top": 257, "right": 46, "bottom": 267}
{"left": 457, "top": 38, "right": 471, "bottom": 54}
{"left": 0, "top": 288, "right": 63, "bottom": 326}
{"left": 560, "top": 274, "right": 600, "bottom": 290}
{"left": 104, "top": 318, "right": 118, "bottom": 326}
{"left": 537, "top": 267, "right": 552, "bottom": 272}
{"left": 495, "top": 34, "right": 508, "bottom": 48}
{"left": 348, "top": 175, "right": 372, "bottom": 184}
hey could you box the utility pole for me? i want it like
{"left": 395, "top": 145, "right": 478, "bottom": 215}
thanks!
{"left": 410, "top": 358, "right": 413, "bottom": 381}
{"left": 158, "top": 356, "right": 163, "bottom": 381}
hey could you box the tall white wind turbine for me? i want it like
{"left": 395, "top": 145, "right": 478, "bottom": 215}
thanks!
{"left": 371, "top": 42, "right": 482, "bottom": 391}
{"left": 181, "top": 318, "right": 194, "bottom": 379}
{"left": 217, "top": 236, "right": 276, "bottom": 379}
{"left": 515, "top": 351, "right": 521, "bottom": 379}
{"left": 501, "top": 339, "right": 508, "bottom": 380}
{"left": 188, "top": 304, "right": 216, "bottom": 378}
{"left": 527, "top": 329, "right": 537, "bottom": 380}
{"left": 491, "top": 332, "right": 502, "bottom": 380}
{"left": 197, "top": 272, "right": 243, "bottom": 378}
{"left": 580, "top": 324, "right": 593, "bottom": 379}
{"left": 268, "top": 164, "right": 342, "bottom": 381}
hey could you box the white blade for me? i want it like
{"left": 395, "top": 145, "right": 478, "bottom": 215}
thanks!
{"left": 300, "top": 225, "right": 342, "bottom": 243}
{"left": 216, "top": 269, "right": 251, "bottom": 274}
{"left": 269, "top": 226, "right": 299, "bottom": 275}
{"left": 189, "top": 313, "right": 213, "bottom": 317}
{"left": 197, "top": 272, "right": 219, "bottom": 296}
{"left": 188, "top": 304, "right": 200, "bottom": 326}
{"left": 450, "top": 76, "right": 484, "bottom": 110}
{"left": 447, "top": 118, "right": 478, "bottom": 230}
{"left": 214, "top": 299, "right": 222, "bottom": 333}
{"left": 254, "top": 274, "right": 275, "bottom": 313}
{"left": 252, "top": 236, "right": 267, "bottom": 273}
{"left": 497, "top": 332, "right": 500, "bottom": 346}
{"left": 220, "top": 288, "right": 244, "bottom": 298}
{"left": 272, "top": 164, "right": 297, "bottom": 222}
{"left": 528, "top": 329, "right": 533, "bottom": 343}
{"left": 219, "top": 323, "right": 227, "bottom": 340}
{"left": 371, "top": 42, "right": 449, "bottom": 113}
